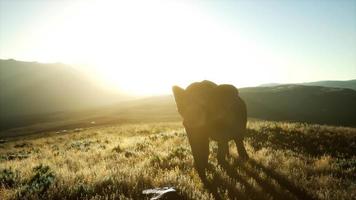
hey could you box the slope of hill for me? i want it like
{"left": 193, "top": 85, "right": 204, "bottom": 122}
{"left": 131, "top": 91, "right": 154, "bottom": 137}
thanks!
{"left": 0, "top": 59, "right": 127, "bottom": 130}
{"left": 1, "top": 121, "right": 355, "bottom": 200}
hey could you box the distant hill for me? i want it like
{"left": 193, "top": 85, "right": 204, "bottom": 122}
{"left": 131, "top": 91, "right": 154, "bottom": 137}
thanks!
{"left": 300, "top": 80, "right": 356, "bottom": 90}
{"left": 240, "top": 85, "right": 356, "bottom": 126}
{"left": 0, "top": 59, "right": 127, "bottom": 130}
{"left": 1, "top": 62, "right": 356, "bottom": 136}
{"left": 259, "top": 79, "right": 356, "bottom": 90}
{"left": 4, "top": 83, "right": 356, "bottom": 137}
{"left": 118, "top": 85, "right": 356, "bottom": 127}
{"left": 258, "top": 83, "right": 281, "bottom": 87}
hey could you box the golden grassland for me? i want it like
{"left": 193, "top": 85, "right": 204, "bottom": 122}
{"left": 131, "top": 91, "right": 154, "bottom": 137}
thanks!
{"left": 0, "top": 121, "right": 355, "bottom": 200}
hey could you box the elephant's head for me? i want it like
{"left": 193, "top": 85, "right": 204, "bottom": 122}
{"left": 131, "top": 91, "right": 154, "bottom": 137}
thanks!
{"left": 172, "top": 80, "right": 217, "bottom": 129}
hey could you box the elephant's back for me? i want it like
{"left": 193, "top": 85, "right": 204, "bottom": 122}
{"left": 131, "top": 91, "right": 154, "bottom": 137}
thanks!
{"left": 209, "top": 84, "right": 247, "bottom": 123}
{"left": 206, "top": 85, "right": 247, "bottom": 140}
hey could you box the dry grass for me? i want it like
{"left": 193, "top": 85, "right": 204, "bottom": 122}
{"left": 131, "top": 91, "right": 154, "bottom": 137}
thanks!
{"left": 0, "top": 121, "right": 355, "bottom": 200}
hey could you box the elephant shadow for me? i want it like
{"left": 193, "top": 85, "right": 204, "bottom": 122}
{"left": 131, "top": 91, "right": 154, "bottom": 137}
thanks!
{"left": 201, "top": 158, "right": 317, "bottom": 200}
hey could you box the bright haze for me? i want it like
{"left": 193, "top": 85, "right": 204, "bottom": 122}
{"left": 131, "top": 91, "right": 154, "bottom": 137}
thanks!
{"left": 0, "top": 0, "right": 355, "bottom": 95}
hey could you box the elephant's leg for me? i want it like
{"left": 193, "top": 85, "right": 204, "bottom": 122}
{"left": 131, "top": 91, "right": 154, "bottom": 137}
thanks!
{"left": 234, "top": 137, "right": 249, "bottom": 161}
{"left": 217, "top": 141, "right": 229, "bottom": 165}
{"left": 187, "top": 133, "right": 209, "bottom": 180}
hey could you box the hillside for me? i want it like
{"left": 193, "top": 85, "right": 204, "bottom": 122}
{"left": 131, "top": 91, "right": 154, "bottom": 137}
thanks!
{"left": 0, "top": 59, "right": 127, "bottom": 130}
{"left": 240, "top": 85, "right": 356, "bottom": 126}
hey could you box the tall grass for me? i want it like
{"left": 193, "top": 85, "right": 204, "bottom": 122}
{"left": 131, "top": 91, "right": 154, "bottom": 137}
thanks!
{"left": 1, "top": 121, "right": 355, "bottom": 199}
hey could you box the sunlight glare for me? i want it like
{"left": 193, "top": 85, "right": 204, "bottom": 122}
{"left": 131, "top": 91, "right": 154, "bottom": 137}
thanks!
{"left": 16, "top": 0, "right": 286, "bottom": 95}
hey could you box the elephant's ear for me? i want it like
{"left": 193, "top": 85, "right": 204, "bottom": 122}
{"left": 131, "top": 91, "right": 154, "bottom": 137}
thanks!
{"left": 172, "top": 85, "right": 186, "bottom": 110}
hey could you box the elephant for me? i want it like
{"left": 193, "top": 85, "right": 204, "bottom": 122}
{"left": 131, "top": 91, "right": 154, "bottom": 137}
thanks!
{"left": 172, "top": 80, "right": 249, "bottom": 179}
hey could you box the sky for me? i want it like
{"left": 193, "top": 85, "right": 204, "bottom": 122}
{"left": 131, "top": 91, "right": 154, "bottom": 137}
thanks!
{"left": 0, "top": 0, "right": 355, "bottom": 95}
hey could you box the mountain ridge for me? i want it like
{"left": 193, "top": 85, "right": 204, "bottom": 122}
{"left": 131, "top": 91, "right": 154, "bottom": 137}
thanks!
{"left": 0, "top": 59, "right": 127, "bottom": 119}
{"left": 1, "top": 59, "right": 355, "bottom": 135}
{"left": 259, "top": 79, "right": 356, "bottom": 90}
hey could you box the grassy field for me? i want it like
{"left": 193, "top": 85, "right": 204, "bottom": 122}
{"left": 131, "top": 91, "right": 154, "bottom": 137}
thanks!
{"left": 0, "top": 120, "right": 355, "bottom": 200}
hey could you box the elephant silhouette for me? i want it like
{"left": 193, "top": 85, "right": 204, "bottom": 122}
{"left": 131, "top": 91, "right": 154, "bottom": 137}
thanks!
{"left": 172, "top": 80, "right": 249, "bottom": 179}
